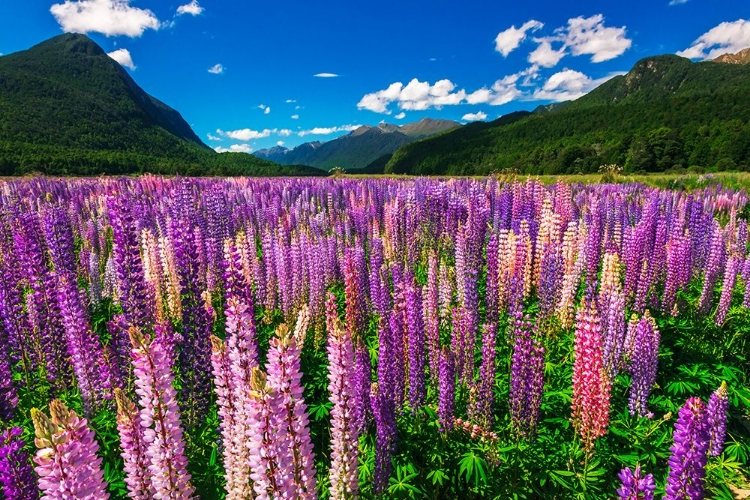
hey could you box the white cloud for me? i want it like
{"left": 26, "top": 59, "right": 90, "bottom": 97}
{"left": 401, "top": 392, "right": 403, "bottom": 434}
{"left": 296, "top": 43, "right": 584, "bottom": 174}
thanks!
{"left": 466, "top": 70, "right": 528, "bottom": 106}
{"left": 395, "top": 112, "right": 406, "bottom": 119}
{"left": 208, "top": 63, "right": 224, "bottom": 74}
{"left": 291, "top": 114, "right": 299, "bottom": 120}
{"left": 677, "top": 19, "right": 750, "bottom": 60}
{"left": 107, "top": 48, "right": 135, "bottom": 69}
{"left": 278, "top": 129, "right": 293, "bottom": 136}
{"left": 298, "top": 125, "right": 360, "bottom": 137}
{"left": 528, "top": 40, "right": 566, "bottom": 68}
{"left": 258, "top": 104, "right": 271, "bottom": 115}
{"left": 669, "top": 0, "right": 688, "bottom": 4}
{"left": 314, "top": 73, "right": 339, "bottom": 78}
{"left": 216, "top": 128, "right": 273, "bottom": 141}
{"left": 357, "top": 79, "right": 467, "bottom": 113}
{"left": 462, "top": 111, "right": 487, "bottom": 121}
{"left": 295, "top": 105, "right": 301, "bottom": 110}
{"left": 277, "top": 141, "right": 285, "bottom": 146}
{"left": 533, "top": 69, "right": 623, "bottom": 102}
{"left": 207, "top": 133, "right": 222, "bottom": 141}
{"left": 563, "top": 15, "right": 632, "bottom": 63}
{"left": 176, "top": 0, "right": 202, "bottom": 15}
{"left": 50, "top": 0, "right": 160, "bottom": 37}
{"left": 285, "top": 99, "right": 297, "bottom": 103}
{"left": 215, "top": 144, "right": 252, "bottom": 153}
{"left": 495, "top": 20, "right": 544, "bottom": 56}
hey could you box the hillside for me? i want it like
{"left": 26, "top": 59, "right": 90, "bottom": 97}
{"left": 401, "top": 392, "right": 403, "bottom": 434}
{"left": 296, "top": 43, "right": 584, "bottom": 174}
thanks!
{"left": 386, "top": 53, "right": 750, "bottom": 176}
{"left": 0, "top": 34, "right": 321, "bottom": 176}
{"left": 254, "top": 118, "right": 460, "bottom": 170}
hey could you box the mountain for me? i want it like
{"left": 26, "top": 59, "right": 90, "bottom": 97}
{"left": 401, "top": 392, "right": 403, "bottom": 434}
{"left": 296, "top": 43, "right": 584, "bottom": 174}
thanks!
{"left": 714, "top": 48, "right": 750, "bottom": 64}
{"left": 386, "top": 54, "right": 750, "bottom": 176}
{"left": 254, "top": 118, "right": 460, "bottom": 170}
{"left": 0, "top": 34, "right": 321, "bottom": 176}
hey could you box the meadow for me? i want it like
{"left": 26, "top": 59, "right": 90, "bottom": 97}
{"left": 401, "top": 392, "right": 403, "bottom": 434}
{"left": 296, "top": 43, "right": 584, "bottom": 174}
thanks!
{"left": 0, "top": 175, "right": 748, "bottom": 499}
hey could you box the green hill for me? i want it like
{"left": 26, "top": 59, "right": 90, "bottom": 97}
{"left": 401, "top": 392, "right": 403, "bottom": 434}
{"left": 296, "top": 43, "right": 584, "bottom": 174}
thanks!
{"left": 0, "top": 34, "right": 322, "bottom": 176}
{"left": 385, "top": 54, "right": 750, "bottom": 176}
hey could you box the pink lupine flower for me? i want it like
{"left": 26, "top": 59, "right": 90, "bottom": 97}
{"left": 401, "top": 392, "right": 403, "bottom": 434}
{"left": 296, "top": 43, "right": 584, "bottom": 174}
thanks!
{"left": 115, "top": 388, "right": 154, "bottom": 500}
{"left": 32, "top": 400, "right": 109, "bottom": 499}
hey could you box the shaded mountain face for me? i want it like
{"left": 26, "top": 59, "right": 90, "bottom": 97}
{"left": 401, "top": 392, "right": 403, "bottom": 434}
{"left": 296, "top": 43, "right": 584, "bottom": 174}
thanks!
{"left": 385, "top": 54, "right": 750, "bottom": 176}
{"left": 0, "top": 33, "right": 209, "bottom": 152}
{"left": 714, "top": 47, "right": 750, "bottom": 64}
{"left": 254, "top": 118, "right": 459, "bottom": 170}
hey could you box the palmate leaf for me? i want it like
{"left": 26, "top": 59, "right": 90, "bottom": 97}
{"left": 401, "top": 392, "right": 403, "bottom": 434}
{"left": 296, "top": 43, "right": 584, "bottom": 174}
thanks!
{"left": 458, "top": 451, "right": 488, "bottom": 489}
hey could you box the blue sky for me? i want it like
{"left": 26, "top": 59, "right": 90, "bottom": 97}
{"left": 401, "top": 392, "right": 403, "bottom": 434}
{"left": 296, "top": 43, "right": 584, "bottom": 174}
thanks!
{"left": 1, "top": 1, "right": 749, "bottom": 152}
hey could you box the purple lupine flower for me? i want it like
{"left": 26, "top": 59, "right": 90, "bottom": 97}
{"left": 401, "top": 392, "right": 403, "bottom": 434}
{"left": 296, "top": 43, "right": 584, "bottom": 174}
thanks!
{"left": 616, "top": 465, "right": 655, "bottom": 500}
{"left": 438, "top": 346, "right": 456, "bottom": 433}
{"left": 265, "top": 320, "right": 317, "bottom": 499}
{"left": 325, "top": 293, "right": 360, "bottom": 499}
{"left": 246, "top": 368, "right": 293, "bottom": 500}
{"left": 372, "top": 382, "right": 397, "bottom": 494}
{"left": 509, "top": 313, "right": 545, "bottom": 439}
{"left": 627, "top": 311, "right": 660, "bottom": 418}
{"left": 0, "top": 326, "right": 17, "bottom": 420}
{"left": 424, "top": 252, "right": 440, "bottom": 385}
{"left": 352, "top": 338, "right": 372, "bottom": 436}
{"left": 32, "top": 400, "right": 109, "bottom": 499}
{"left": 405, "top": 273, "right": 426, "bottom": 412}
{"left": 471, "top": 323, "right": 498, "bottom": 429}
{"left": 698, "top": 225, "right": 725, "bottom": 314}
{"left": 665, "top": 397, "right": 710, "bottom": 500}
{"left": 115, "top": 388, "right": 154, "bottom": 500}
{"left": 129, "top": 328, "right": 195, "bottom": 499}
{"left": 706, "top": 381, "right": 729, "bottom": 457}
{"left": 715, "top": 256, "right": 739, "bottom": 325}
{"left": 0, "top": 427, "right": 37, "bottom": 500}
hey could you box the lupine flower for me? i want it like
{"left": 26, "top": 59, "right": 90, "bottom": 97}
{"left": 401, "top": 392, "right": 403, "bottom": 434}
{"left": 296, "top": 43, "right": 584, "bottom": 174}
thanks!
{"left": 438, "top": 346, "right": 456, "bottom": 433}
{"left": 627, "top": 311, "right": 660, "bottom": 418}
{"left": 706, "top": 381, "right": 729, "bottom": 456}
{"left": 665, "top": 397, "right": 710, "bottom": 500}
{"left": 715, "top": 256, "right": 739, "bottom": 325}
{"left": 32, "top": 400, "right": 109, "bottom": 499}
{"left": 616, "top": 465, "right": 655, "bottom": 500}
{"left": 352, "top": 338, "right": 372, "bottom": 436}
{"left": 129, "top": 328, "right": 194, "bottom": 499}
{"left": 572, "top": 297, "right": 610, "bottom": 450}
{"left": 0, "top": 427, "right": 37, "bottom": 500}
{"left": 325, "top": 293, "right": 360, "bottom": 499}
{"left": 471, "top": 322, "right": 498, "bottom": 429}
{"left": 508, "top": 310, "right": 545, "bottom": 440}
{"left": 115, "top": 388, "right": 154, "bottom": 500}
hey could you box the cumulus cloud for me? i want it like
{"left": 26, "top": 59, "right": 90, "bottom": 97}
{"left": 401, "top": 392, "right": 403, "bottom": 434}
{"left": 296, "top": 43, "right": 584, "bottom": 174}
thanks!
{"left": 207, "top": 133, "right": 222, "bottom": 141}
{"left": 107, "top": 48, "right": 135, "bottom": 69}
{"left": 215, "top": 144, "right": 252, "bottom": 153}
{"left": 563, "top": 15, "right": 632, "bottom": 63}
{"left": 495, "top": 20, "right": 544, "bottom": 56}
{"left": 528, "top": 40, "right": 566, "bottom": 68}
{"left": 278, "top": 129, "right": 293, "bottom": 136}
{"left": 258, "top": 104, "right": 271, "bottom": 115}
{"left": 208, "top": 63, "right": 224, "bottom": 74}
{"left": 465, "top": 69, "right": 530, "bottom": 106}
{"left": 291, "top": 114, "right": 299, "bottom": 120}
{"left": 314, "top": 73, "right": 339, "bottom": 77}
{"left": 677, "top": 19, "right": 750, "bottom": 60}
{"left": 395, "top": 112, "right": 406, "bottom": 119}
{"left": 298, "top": 125, "right": 360, "bottom": 137}
{"left": 50, "top": 0, "right": 160, "bottom": 37}
{"left": 533, "top": 69, "right": 623, "bottom": 102}
{"left": 462, "top": 111, "right": 487, "bottom": 121}
{"left": 176, "top": 0, "right": 202, "bottom": 15}
{"left": 357, "top": 79, "right": 467, "bottom": 113}
{"left": 216, "top": 128, "right": 273, "bottom": 141}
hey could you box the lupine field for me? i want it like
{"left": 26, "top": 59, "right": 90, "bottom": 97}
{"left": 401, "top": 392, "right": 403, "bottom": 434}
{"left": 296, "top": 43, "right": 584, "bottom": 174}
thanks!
{"left": 0, "top": 176, "right": 749, "bottom": 500}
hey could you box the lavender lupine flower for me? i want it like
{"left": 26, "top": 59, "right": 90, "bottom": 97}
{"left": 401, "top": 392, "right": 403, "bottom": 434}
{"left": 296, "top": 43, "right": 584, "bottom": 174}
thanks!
{"left": 246, "top": 368, "right": 293, "bottom": 500}
{"left": 572, "top": 297, "right": 611, "bottom": 450}
{"left": 0, "top": 328, "right": 17, "bottom": 420}
{"left": 438, "top": 346, "right": 456, "bottom": 433}
{"left": 508, "top": 313, "right": 545, "bottom": 440}
{"left": 471, "top": 323, "right": 498, "bottom": 429}
{"left": 715, "top": 256, "right": 739, "bottom": 325}
{"left": 325, "top": 293, "right": 360, "bottom": 499}
{"left": 129, "top": 328, "right": 195, "bottom": 499}
{"left": 352, "top": 338, "right": 372, "bottom": 436}
{"left": 372, "top": 382, "right": 397, "bottom": 494}
{"left": 0, "top": 427, "right": 37, "bottom": 500}
{"left": 627, "top": 311, "right": 660, "bottom": 418}
{"left": 698, "top": 226, "right": 725, "bottom": 315}
{"left": 266, "top": 320, "right": 317, "bottom": 499}
{"left": 115, "top": 388, "right": 154, "bottom": 500}
{"left": 665, "top": 397, "right": 710, "bottom": 500}
{"left": 616, "top": 465, "right": 655, "bottom": 500}
{"left": 405, "top": 275, "right": 426, "bottom": 412}
{"left": 32, "top": 400, "right": 109, "bottom": 499}
{"left": 706, "top": 382, "right": 729, "bottom": 457}
{"left": 424, "top": 252, "right": 440, "bottom": 384}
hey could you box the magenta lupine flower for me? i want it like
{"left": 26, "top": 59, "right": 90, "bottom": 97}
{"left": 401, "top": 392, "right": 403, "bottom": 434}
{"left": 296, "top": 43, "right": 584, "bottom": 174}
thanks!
{"left": 616, "top": 465, "right": 655, "bottom": 500}
{"left": 438, "top": 346, "right": 456, "bottom": 433}
{"left": 246, "top": 368, "right": 293, "bottom": 500}
{"left": 0, "top": 427, "right": 37, "bottom": 500}
{"left": 665, "top": 397, "right": 710, "bottom": 500}
{"left": 627, "top": 311, "right": 660, "bottom": 418}
{"left": 706, "top": 382, "right": 729, "bottom": 457}
{"left": 115, "top": 388, "right": 154, "bottom": 500}
{"left": 266, "top": 322, "right": 317, "bottom": 499}
{"left": 32, "top": 400, "right": 109, "bottom": 499}
{"left": 129, "top": 328, "right": 195, "bottom": 499}
{"left": 572, "top": 297, "right": 611, "bottom": 450}
{"left": 508, "top": 313, "right": 545, "bottom": 440}
{"left": 325, "top": 293, "right": 360, "bottom": 499}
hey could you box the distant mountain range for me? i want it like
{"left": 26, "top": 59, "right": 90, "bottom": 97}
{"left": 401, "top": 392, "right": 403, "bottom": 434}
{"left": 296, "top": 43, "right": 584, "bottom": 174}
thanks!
{"left": 0, "top": 34, "right": 322, "bottom": 176}
{"left": 254, "top": 118, "right": 460, "bottom": 170}
{"left": 385, "top": 50, "right": 750, "bottom": 176}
